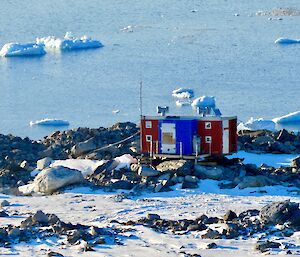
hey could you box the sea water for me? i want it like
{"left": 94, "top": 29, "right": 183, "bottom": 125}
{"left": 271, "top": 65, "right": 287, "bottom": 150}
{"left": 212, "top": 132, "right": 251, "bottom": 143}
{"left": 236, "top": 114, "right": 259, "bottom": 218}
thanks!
{"left": 0, "top": 0, "right": 300, "bottom": 139}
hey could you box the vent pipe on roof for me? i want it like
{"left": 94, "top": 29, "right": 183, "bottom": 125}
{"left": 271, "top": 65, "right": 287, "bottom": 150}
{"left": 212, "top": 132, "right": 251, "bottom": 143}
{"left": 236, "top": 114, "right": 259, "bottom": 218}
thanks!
{"left": 157, "top": 106, "right": 169, "bottom": 116}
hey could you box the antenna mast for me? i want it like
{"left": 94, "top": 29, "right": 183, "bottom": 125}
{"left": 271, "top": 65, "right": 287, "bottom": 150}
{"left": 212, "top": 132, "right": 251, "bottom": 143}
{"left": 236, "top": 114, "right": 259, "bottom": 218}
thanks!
{"left": 139, "top": 81, "right": 143, "bottom": 118}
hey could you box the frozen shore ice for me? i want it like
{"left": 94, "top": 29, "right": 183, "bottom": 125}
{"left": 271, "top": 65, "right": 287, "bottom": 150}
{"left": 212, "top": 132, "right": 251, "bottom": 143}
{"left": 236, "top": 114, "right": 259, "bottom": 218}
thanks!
{"left": 172, "top": 88, "right": 194, "bottom": 99}
{"left": 0, "top": 43, "right": 46, "bottom": 57}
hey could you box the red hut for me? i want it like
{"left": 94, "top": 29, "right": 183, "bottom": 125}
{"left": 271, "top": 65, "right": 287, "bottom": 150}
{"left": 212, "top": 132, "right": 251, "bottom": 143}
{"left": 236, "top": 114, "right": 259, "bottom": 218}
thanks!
{"left": 140, "top": 97, "right": 237, "bottom": 159}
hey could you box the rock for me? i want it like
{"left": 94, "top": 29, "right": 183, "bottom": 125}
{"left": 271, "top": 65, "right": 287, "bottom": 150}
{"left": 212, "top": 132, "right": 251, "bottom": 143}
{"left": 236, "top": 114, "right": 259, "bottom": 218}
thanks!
{"left": 0, "top": 210, "right": 9, "bottom": 217}
{"left": 147, "top": 213, "right": 161, "bottom": 220}
{"left": 93, "top": 236, "right": 106, "bottom": 245}
{"left": 47, "top": 251, "right": 64, "bottom": 257}
{"left": 32, "top": 210, "right": 49, "bottom": 224}
{"left": 277, "top": 129, "right": 293, "bottom": 143}
{"left": 207, "top": 242, "right": 218, "bottom": 249}
{"left": 37, "top": 157, "right": 53, "bottom": 170}
{"left": 47, "top": 214, "right": 60, "bottom": 225}
{"left": 256, "top": 240, "right": 281, "bottom": 253}
{"left": 33, "top": 166, "right": 84, "bottom": 194}
{"left": 0, "top": 228, "right": 8, "bottom": 240}
{"left": 289, "top": 209, "right": 300, "bottom": 227}
{"left": 194, "top": 165, "right": 225, "bottom": 180}
{"left": 223, "top": 210, "right": 237, "bottom": 222}
{"left": 156, "top": 160, "right": 193, "bottom": 176}
{"left": 0, "top": 200, "right": 10, "bottom": 207}
{"left": 260, "top": 200, "right": 299, "bottom": 225}
{"left": 67, "top": 230, "right": 82, "bottom": 244}
{"left": 291, "top": 156, "right": 300, "bottom": 169}
{"left": 182, "top": 180, "right": 198, "bottom": 189}
{"left": 71, "top": 137, "right": 97, "bottom": 157}
{"left": 111, "top": 180, "right": 134, "bottom": 190}
{"left": 138, "top": 166, "right": 160, "bottom": 177}
{"left": 20, "top": 160, "right": 30, "bottom": 170}
{"left": 187, "top": 223, "right": 207, "bottom": 232}
{"left": 8, "top": 227, "right": 21, "bottom": 238}
{"left": 184, "top": 175, "right": 199, "bottom": 183}
{"left": 201, "top": 229, "right": 222, "bottom": 239}
{"left": 238, "top": 175, "right": 275, "bottom": 189}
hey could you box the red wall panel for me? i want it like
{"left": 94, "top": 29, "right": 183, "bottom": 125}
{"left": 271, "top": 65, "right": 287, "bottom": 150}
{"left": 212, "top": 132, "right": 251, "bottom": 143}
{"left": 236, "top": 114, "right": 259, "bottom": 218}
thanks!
{"left": 229, "top": 118, "right": 238, "bottom": 152}
{"left": 141, "top": 119, "right": 159, "bottom": 154}
{"left": 197, "top": 120, "right": 223, "bottom": 155}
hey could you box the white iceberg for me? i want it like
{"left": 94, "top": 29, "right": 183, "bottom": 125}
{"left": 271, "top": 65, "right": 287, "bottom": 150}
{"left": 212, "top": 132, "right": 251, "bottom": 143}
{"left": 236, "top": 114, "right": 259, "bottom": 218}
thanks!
{"left": 239, "top": 117, "right": 276, "bottom": 131}
{"left": 0, "top": 43, "right": 46, "bottom": 57}
{"left": 275, "top": 38, "right": 300, "bottom": 44}
{"left": 175, "top": 100, "right": 191, "bottom": 107}
{"left": 273, "top": 111, "right": 300, "bottom": 124}
{"left": 172, "top": 88, "right": 194, "bottom": 99}
{"left": 191, "top": 96, "right": 215, "bottom": 108}
{"left": 30, "top": 118, "right": 70, "bottom": 127}
{"left": 37, "top": 32, "right": 103, "bottom": 51}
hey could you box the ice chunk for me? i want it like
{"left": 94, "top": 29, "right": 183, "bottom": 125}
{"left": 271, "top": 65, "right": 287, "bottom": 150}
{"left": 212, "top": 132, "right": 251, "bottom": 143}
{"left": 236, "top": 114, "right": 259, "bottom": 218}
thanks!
{"left": 273, "top": 111, "right": 300, "bottom": 124}
{"left": 0, "top": 43, "right": 46, "bottom": 57}
{"left": 172, "top": 88, "right": 194, "bottom": 99}
{"left": 30, "top": 118, "right": 69, "bottom": 127}
{"left": 240, "top": 117, "right": 276, "bottom": 131}
{"left": 37, "top": 32, "right": 103, "bottom": 51}
{"left": 175, "top": 100, "right": 191, "bottom": 107}
{"left": 191, "top": 96, "right": 215, "bottom": 108}
{"left": 275, "top": 38, "right": 300, "bottom": 44}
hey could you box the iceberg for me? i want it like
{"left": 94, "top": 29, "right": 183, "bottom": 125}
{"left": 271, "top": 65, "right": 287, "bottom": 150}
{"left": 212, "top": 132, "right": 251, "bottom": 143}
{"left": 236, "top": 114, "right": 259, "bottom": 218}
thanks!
{"left": 37, "top": 32, "right": 103, "bottom": 51}
{"left": 175, "top": 100, "right": 191, "bottom": 107}
{"left": 172, "top": 88, "right": 194, "bottom": 99}
{"left": 239, "top": 117, "right": 276, "bottom": 131}
{"left": 275, "top": 38, "right": 300, "bottom": 44}
{"left": 30, "top": 118, "right": 69, "bottom": 127}
{"left": 273, "top": 111, "right": 300, "bottom": 124}
{"left": 191, "top": 96, "right": 215, "bottom": 108}
{"left": 0, "top": 43, "right": 46, "bottom": 57}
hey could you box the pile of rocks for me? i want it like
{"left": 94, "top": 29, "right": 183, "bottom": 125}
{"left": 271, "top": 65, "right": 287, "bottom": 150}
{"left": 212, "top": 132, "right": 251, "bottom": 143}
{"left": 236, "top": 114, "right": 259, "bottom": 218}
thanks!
{"left": 0, "top": 122, "right": 139, "bottom": 189}
{"left": 0, "top": 210, "right": 117, "bottom": 252}
{"left": 121, "top": 200, "right": 300, "bottom": 253}
{"left": 238, "top": 129, "right": 300, "bottom": 154}
{"left": 41, "top": 122, "right": 139, "bottom": 159}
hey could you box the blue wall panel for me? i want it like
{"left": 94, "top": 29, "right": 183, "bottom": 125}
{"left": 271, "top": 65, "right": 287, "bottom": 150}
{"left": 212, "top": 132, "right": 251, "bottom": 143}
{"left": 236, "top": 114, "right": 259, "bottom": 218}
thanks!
{"left": 159, "top": 119, "right": 197, "bottom": 155}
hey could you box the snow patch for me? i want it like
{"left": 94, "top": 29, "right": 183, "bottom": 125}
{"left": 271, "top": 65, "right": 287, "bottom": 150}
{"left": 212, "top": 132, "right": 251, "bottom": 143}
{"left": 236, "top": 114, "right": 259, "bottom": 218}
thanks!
{"left": 51, "top": 159, "right": 105, "bottom": 177}
{"left": 114, "top": 154, "right": 137, "bottom": 170}
{"left": 275, "top": 38, "right": 300, "bottom": 44}
{"left": 0, "top": 43, "right": 46, "bottom": 57}
{"left": 30, "top": 118, "right": 69, "bottom": 127}
{"left": 37, "top": 32, "right": 103, "bottom": 51}
{"left": 172, "top": 88, "right": 194, "bottom": 99}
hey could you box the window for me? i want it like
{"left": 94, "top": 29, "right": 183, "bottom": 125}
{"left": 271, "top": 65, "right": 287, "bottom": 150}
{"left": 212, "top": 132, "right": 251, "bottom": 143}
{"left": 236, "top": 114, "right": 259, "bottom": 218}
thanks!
{"left": 205, "top": 122, "right": 211, "bottom": 129}
{"left": 146, "top": 135, "right": 152, "bottom": 142}
{"left": 145, "top": 121, "right": 152, "bottom": 129}
{"left": 205, "top": 136, "right": 212, "bottom": 143}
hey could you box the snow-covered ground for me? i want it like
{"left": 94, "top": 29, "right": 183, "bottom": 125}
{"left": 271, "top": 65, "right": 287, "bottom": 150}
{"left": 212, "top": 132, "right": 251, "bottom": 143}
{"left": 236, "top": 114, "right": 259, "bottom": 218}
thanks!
{"left": 1, "top": 181, "right": 300, "bottom": 256}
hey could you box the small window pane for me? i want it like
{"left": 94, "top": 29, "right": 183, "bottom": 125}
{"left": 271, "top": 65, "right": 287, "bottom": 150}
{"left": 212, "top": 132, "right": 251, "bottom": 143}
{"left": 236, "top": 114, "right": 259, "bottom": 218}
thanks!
{"left": 146, "top": 121, "right": 152, "bottom": 128}
{"left": 146, "top": 135, "right": 152, "bottom": 142}
{"left": 205, "top": 136, "right": 212, "bottom": 143}
{"left": 205, "top": 122, "right": 211, "bottom": 129}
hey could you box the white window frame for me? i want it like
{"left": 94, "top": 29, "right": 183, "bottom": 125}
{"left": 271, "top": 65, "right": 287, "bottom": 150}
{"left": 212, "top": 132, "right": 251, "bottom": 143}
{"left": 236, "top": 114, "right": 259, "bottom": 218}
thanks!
{"left": 205, "top": 122, "right": 212, "bottom": 129}
{"left": 205, "top": 136, "right": 212, "bottom": 143}
{"left": 145, "top": 121, "right": 152, "bottom": 129}
{"left": 146, "top": 135, "right": 152, "bottom": 142}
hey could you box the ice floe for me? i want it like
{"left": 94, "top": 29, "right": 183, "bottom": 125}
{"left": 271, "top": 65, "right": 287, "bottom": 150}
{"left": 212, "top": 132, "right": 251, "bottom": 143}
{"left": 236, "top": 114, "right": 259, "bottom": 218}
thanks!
{"left": 36, "top": 32, "right": 103, "bottom": 51}
{"left": 275, "top": 37, "right": 300, "bottom": 44}
{"left": 0, "top": 43, "right": 46, "bottom": 57}
{"left": 240, "top": 117, "right": 276, "bottom": 131}
{"left": 191, "top": 96, "right": 215, "bottom": 108}
{"left": 30, "top": 118, "right": 70, "bottom": 127}
{"left": 273, "top": 111, "right": 300, "bottom": 124}
{"left": 172, "top": 88, "right": 194, "bottom": 99}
